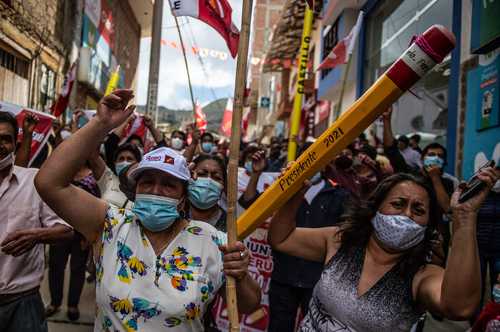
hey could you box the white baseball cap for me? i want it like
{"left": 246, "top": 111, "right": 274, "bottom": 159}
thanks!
{"left": 129, "top": 147, "right": 191, "bottom": 181}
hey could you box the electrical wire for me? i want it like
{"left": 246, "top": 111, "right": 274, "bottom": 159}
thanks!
{"left": 183, "top": 17, "right": 221, "bottom": 102}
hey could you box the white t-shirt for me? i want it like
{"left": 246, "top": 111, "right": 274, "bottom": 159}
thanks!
{"left": 97, "top": 166, "right": 133, "bottom": 209}
{"left": 95, "top": 206, "right": 227, "bottom": 332}
{"left": 400, "top": 147, "right": 422, "bottom": 170}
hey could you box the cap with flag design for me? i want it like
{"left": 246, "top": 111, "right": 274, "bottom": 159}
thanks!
{"left": 129, "top": 147, "right": 191, "bottom": 181}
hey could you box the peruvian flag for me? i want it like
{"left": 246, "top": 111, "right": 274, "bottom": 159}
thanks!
{"left": 317, "top": 11, "right": 364, "bottom": 71}
{"left": 219, "top": 98, "right": 233, "bottom": 137}
{"left": 122, "top": 113, "right": 147, "bottom": 144}
{"left": 242, "top": 106, "right": 251, "bottom": 136}
{"left": 194, "top": 102, "right": 207, "bottom": 132}
{"left": 50, "top": 63, "right": 76, "bottom": 117}
{"left": 169, "top": 0, "right": 240, "bottom": 58}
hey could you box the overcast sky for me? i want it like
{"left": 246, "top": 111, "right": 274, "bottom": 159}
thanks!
{"left": 136, "top": 0, "right": 243, "bottom": 110}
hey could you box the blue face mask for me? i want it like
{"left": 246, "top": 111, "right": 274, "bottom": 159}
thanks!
{"left": 202, "top": 142, "right": 213, "bottom": 153}
{"left": 188, "top": 177, "right": 223, "bottom": 210}
{"left": 310, "top": 172, "right": 322, "bottom": 184}
{"left": 244, "top": 161, "right": 253, "bottom": 173}
{"left": 132, "top": 194, "right": 180, "bottom": 232}
{"left": 115, "top": 161, "right": 132, "bottom": 176}
{"left": 423, "top": 155, "right": 444, "bottom": 169}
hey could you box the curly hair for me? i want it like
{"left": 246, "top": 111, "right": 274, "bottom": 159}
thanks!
{"left": 337, "top": 173, "right": 441, "bottom": 277}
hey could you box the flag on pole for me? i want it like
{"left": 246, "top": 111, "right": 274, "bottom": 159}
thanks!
{"left": 122, "top": 113, "right": 147, "bottom": 144}
{"left": 50, "top": 63, "right": 76, "bottom": 117}
{"left": 169, "top": 0, "right": 240, "bottom": 57}
{"left": 105, "top": 65, "right": 120, "bottom": 96}
{"left": 219, "top": 98, "right": 233, "bottom": 137}
{"left": 317, "top": 11, "right": 364, "bottom": 71}
{"left": 242, "top": 106, "right": 251, "bottom": 137}
{"left": 194, "top": 102, "right": 207, "bottom": 132}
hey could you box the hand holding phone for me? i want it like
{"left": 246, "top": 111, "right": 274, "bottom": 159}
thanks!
{"left": 458, "top": 160, "right": 495, "bottom": 203}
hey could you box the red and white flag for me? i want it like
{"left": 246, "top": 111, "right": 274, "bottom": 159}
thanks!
{"left": 317, "top": 11, "right": 364, "bottom": 71}
{"left": 122, "top": 113, "right": 147, "bottom": 144}
{"left": 242, "top": 106, "right": 251, "bottom": 136}
{"left": 169, "top": 0, "right": 240, "bottom": 57}
{"left": 194, "top": 102, "right": 207, "bottom": 132}
{"left": 219, "top": 98, "right": 233, "bottom": 137}
{"left": 51, "top": 63, "right": 76, "bottom": 117}
{"left": 0, "top": 101, "right": 55, "bottom": 166}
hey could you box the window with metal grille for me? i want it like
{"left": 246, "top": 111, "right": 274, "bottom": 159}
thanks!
{"left": 39, "top": 64, "right": 56, "bottom": 111}
{"left": 320, "top": 19, "right": 339, "bottom": 80}
{"left": 0, "top": 48, "right": 29, "bottom": 79}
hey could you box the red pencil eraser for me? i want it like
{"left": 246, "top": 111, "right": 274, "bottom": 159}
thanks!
{"left": 422, "top": 25, "right": 456, "bottom": 62}
{"left": 386, "top": 25, "right": 456, "bottom": 91}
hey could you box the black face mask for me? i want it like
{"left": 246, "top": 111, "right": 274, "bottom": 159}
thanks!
{"left": 335, "top": 155, "right": 353, "bottom": 170}
{"left": 270, "top": 150, "right": 280, "bottom": 159}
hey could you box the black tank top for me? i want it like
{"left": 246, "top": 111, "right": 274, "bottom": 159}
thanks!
{"left": 300, "top": 245, "right": 423, "bottom": 332}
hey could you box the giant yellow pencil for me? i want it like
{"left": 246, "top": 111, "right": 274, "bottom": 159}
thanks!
{"left": 237, "top": 25, "right": 456, "bottom": 239}
{"left": 105, "top": 65, "right": 121, "bottom": 96}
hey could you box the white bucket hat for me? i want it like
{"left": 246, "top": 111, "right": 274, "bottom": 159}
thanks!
{"left": 129, "top": 147, "right": 191, "bottom": 181}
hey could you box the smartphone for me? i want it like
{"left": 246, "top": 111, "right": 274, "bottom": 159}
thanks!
{"left": 458, "top": 160, "right": 495, "bottom": 203}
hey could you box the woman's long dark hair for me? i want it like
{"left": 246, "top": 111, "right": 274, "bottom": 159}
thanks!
{"left": 337, "top": 173, "right": 441, "bottom": 277}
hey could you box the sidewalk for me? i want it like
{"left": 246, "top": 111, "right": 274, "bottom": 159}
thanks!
{"left": 40, "top": 266, "right": 95, "bottom": 332}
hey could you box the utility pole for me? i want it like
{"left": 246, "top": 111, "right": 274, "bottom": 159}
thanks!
{"left": 146, "top": 0, "right": 163, "bottom": 124}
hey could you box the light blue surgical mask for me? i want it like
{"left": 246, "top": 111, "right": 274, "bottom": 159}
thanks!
{"left": 132, "top": 194, "right": 180, "bottom": 232}
{"left": 244, "top": 160, "right": 253, "bottom": 173}
{"left": 115, "top": 161, "right": 132, "bottom": 176}
{"left": 423, "top": 155, "right": 444, "bottom": 169}
{"left": 188, "top": 177, "right": 223, "bottom": 210}
{"left": 310, "top": 172, "right": 322, "bottom": 184}
{"left": 202, "top": 142, "right": 213, "bottom": 153}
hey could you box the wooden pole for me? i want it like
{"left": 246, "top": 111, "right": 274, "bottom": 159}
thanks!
{"left": 170, "top": 8, "right": 197, "bottom": 115}
{"left": 226, "top": 0, "right": 253, "bottom": 330}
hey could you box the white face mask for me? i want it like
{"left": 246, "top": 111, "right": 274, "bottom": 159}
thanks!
{"left": 0, "top": 152, "right": 14, "bottom": 171}
{"left": 371, "top": 212, "right": 427, "bottom": 251}
{"left": 492, "top": 180, "right": 500, "bottom": 193}
{"left": 171, "top": 138, "right": 184, "bottom": 151}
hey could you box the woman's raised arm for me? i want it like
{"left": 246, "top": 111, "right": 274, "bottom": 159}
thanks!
{"left": 35, "top": 89, "right": 135, "bottom": 242}
{"left": 414, "top": 167, "right": 499, "bottom": 320}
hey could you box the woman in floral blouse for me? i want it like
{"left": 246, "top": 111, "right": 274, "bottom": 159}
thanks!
{"left": 35, "top": 89, "right": 261, "bottom": 331}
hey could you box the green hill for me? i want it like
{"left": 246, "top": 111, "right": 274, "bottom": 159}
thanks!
{"left": 136, "top": 98, "right": 229, "bottom": 133}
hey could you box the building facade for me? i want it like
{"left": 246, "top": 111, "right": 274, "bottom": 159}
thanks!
{"left": 0, "top": 0, "right": 76, "bottom": 109}
{"left": 246, "top": 0, "right": 289, "bottom": 141}
{"left": 255, "top": 0, "right": 500, "bottom": 178}
{"left": 0, "top": 0, "right": 151, "bottom": 117}
{"left": 74, "top": 0, "right": 152, "bottom": 110}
